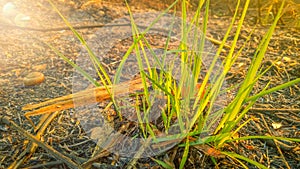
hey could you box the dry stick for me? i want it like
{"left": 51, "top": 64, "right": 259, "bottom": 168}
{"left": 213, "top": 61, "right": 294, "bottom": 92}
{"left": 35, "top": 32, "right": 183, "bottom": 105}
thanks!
{"left": 249, "top": 107, "right": 300, "bottom": 124}
{"left": 0, "top": 116, "right": 82, "bottom": 169}
{"left": 9, "top": 112, "right": 60, "bottom": 169}
{"left": 29, "top": 112, "right": 61, "bottom": 159}
{"left": 26, "top": 161, "right": 63, "bottom": 169}
{"left": 249, "top": 107, "right": 300, "bottom": 113}
{"left": 259, "top": 114, "right": 291, "bottom": 169}
{"left": 0, "top": 22, "right": 161, "bottom": 32}
{"left": 7, "top": 112, "right": 55, "bottom": 168}
{"left": 34, "top": 112, "right": 52, "bottom": 132}
{"left": 23, "top": 77, "right": 149, "bottom": 121}
{"left": 0, "top": 22, "right": 231, "bottom": 49}
{"left": 81, "top": 150, "right": 111, "bottom": 168}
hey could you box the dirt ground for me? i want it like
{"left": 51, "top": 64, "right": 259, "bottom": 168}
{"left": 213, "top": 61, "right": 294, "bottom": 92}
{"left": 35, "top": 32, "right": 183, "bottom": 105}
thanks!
{"left": 0, "top": 0, "right": 299, "bottom": 168}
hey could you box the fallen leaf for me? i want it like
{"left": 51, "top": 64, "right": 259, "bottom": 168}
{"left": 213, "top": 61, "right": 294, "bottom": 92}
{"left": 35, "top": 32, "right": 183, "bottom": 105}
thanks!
{"left": 272, "top": 122, "right": 282, "bottom": 129}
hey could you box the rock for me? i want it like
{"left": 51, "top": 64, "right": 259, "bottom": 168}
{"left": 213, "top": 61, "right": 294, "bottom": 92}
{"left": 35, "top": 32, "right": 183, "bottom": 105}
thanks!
{"left": 23, "top": 72, "right": 45, "bottom": 86}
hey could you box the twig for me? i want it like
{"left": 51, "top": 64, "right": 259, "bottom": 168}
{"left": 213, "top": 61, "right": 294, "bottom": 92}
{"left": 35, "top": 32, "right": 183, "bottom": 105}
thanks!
{"left": 249, "top": 107, "right": 300, "bottom": 124}
{"left": 259, "top": 114, "right": 291, "bottom": 169}
{"left": 0, "top": 22, "right": 231, "bottom": 49}
{"left": 27, "top": 161, "right": 63, "bottom": 169}
{"left": 10, "top": 111, "right": 61, "bottom": 168}
{"left": 23, "top": 77, "right": 150, "bottom": 123}
{"left": 249, "top": 107, "right": 300, "bottom": 113}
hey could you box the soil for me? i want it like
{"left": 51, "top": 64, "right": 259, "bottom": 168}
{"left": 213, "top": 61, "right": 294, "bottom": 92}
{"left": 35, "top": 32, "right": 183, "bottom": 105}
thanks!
{"left": 0, "top": 0, "right": 299, "bottom": 168}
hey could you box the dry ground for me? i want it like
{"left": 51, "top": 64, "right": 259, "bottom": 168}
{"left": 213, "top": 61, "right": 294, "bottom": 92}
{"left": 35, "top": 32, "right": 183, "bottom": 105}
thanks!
{"left": 0, "top": 0, "right": 299, "bottom": 168}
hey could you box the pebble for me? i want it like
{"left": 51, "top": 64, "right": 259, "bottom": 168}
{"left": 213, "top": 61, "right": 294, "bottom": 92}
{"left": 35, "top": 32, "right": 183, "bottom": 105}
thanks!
{"left": 23, "top": 72, "right": 45, "bottom": 86}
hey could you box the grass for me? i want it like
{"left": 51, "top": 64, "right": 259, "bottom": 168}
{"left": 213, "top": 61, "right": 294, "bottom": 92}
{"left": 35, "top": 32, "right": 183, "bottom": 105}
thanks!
{"left": 47, "top": 0, "right": 300, "bottom": 168}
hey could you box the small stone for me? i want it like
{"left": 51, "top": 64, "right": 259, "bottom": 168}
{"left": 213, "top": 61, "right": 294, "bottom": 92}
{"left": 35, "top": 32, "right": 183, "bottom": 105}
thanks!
{"left": 23, "top": 72, "right": 45, "bottom": 86}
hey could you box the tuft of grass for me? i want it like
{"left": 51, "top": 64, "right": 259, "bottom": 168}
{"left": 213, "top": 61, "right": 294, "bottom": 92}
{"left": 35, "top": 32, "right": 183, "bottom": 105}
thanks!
{"left": 46, "top": 0, "right": 300, "bottom": 168}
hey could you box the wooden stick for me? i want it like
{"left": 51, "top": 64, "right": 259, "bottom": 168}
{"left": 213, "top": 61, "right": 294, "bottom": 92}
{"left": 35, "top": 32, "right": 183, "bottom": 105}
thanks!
{"left": 23, "top": 77, "right": 150, "bottom": 118}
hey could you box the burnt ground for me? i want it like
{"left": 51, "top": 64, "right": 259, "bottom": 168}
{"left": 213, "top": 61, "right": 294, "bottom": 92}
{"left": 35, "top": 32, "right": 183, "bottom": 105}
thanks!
{"left": 0, "top": 0, "right": 299, "bottom": 168}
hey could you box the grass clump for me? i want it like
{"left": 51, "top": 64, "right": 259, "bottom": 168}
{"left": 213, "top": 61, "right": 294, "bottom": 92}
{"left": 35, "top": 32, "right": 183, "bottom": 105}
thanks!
{"left": 47, "top": 0, "right": 300, "bottom": 168}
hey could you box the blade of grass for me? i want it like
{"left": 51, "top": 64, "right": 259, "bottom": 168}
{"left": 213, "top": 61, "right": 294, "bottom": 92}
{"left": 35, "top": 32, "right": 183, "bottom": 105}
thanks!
{"left": 226, "top": 135, "right": 300, "bottom": 143}
{"left": 114, "top": 0, "right": 180, "bottom": 84}
{"left": 151, "top": 157, "right": 173, "bottom": 169}
{"left": 246, "top": 78, "right": 300, "bottom": 102}
{"left": 179, "top": 136, "right": 189, "bottom": 169}
{"left": 192, "top": 0, "right": 208, "bottom": 87}
{"left": 47, "top": 0, "right": 111, "bottom": 87}
{"left": 222, "top": 151, "right": 268, "bottom": 169}
{"left": 45, "top": 42, "right": 98, "bottom": 86}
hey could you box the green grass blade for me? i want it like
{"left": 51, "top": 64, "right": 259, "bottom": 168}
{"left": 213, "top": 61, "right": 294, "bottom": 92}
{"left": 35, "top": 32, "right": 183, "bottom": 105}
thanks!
{"left": 227, "top": 135, "right": 300, "bottom": 143}
{"left": 222, "top": 151, "right": 268, "bottom": 169}
{"left": 179, "top": 137, "right": 189, "bottom": 169}
{"left": 151, "top": 157, "right": 173, "bottom": 169}
{"left": 45, "top": 42, "right": 98, "bottom": 86}
{"left": 246, "top": 78, "right": 300, "bottom": 102}
{"left": 114, "top": 0, "right": 179, "bottom": 84}
{"left": 47, "top": 0, "right": 111, "bottom": 87}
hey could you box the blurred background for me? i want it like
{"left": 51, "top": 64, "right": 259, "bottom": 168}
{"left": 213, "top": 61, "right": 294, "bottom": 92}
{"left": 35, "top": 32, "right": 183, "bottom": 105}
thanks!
{"left": 100, "top": 0, "right": 300, "bottom": 27}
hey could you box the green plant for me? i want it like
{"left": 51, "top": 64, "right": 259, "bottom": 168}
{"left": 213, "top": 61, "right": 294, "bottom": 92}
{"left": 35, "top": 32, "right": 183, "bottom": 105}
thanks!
{"left": 47, "top": 0, "right": 300, "bottom": 168}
